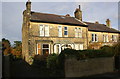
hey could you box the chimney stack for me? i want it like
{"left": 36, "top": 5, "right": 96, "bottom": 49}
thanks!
{"left": 65, "top": 14, "right": 70, "bottom": 17}
{"left": 95, "top": 21, "right": 99, "bottom": 24}
{"left": 74, "top": 5, "right": 82, "bottom": 21}
{"left": 106, "top": 19, "right": 111, "bottom": 28}
{"left": 26, "top": 0, "right": 31, "bottom": 15}
{"left": 79, "top": 5, "right": 81, "bottom": 9}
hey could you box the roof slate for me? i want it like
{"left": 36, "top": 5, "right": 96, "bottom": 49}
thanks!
{"left": 85, "top": 22, "right": 120, "bottom": 33}
{"left": 30, "top": 11, "right": 87, "bottom": 27}
{"left": 30, "top": 11, "right": 120, "bottom": 33}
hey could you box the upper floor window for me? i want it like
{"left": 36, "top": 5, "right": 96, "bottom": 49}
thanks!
{"left": 40, "top": 25, "right": 49, "bottom": 37}
{"left": 64, "top": 27, "right": 68, "bottom": 36}
{"left": 92, "top": 34, "right": 98, "bottom": 42}
{"left": 58, "top": 26, "right": 62, "bottom": 37}
{"left": 75, "top": 27, "right": 82, "bottom": 38}
{"left": 112, "top": 35, "right": 117, "bottom": 42}
{"left": 103, "top": 35, "right": 109, "bottom": 42}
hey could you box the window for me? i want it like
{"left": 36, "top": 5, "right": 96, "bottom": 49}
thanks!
{"left": 37, "top": 43, "right": 41, "bottom": 55}
{"left": 64, "top": 27, "right": 68, "bottom": 36}
{"left": 54, "top": 44, "right": 61, "bottom": 54}
{"left": 103, "top": 35, "right": 109, "bottom": 42}
{"left": 45, "top": 25, "right": 49, "bottom": 36}
{"left": 112, "top": 35, "right": 117, "bottom": 42}
{"left": 75, "top": 27, "right": 82, "bottom": 38}
{"left": 92, "top": 34, "right": 94, "bottom": 42}
{"left": 42, "top": 44, "right": 49, "bottom": 55}
{"left": 58, "top": 26, "right": 62, "bottom": 37}
{"left": 40, "top": 25, "right": 49, "bottom": 36}
{"left": 75, "top": 44, "right": 79, "bottom": 50}
{"left": 75, "top": 44, "right": 84, "bottom": 50}
{"left": 40, "top": 25, "right": 44, "bottom": 36}
{"left": 92, "top": 34, "right": 98, "bottom": 42}
{"left": 80, "top": 44, "right": 83, "bottom": 50}
{"left": 95, "top": 34, "right": 98, "bottom": 42}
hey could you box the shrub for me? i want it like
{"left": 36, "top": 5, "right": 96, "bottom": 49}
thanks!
{"left": 46, "top": 53, "right": 58, "bottom": 70}
{"left": 113, "top": 42, "right": 120, "bottom": 56}
{"left": 100, "top": 45, "right": 114, "bottom": 57}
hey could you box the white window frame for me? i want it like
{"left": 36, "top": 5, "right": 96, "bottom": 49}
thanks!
{"left": 80, "top": 44, "right": 83, "bottom": 50}
{"left": 103, "top": 34, "right": 109, "bottom": 42}
{"left": 45, "top": 25, "right": 49, "bottom": 37}
{"left": 92, "top": 34, "right": 98, "bottom": 42}
{"left": 75, "top": 27, "right": 82, "bottom": 38}
{"left": 112, "top": 35, "right": 117, "bottom": 42}
{"left": 106, "top": 35, "right": 109, "bottom": 42}
{"left": 75, "top": 44, "right": 79, "bottom": 50}
{"left": 64, "top": 27, "right": 68, "bottom": 37}
{"left": 39, "top": 25, "right": 49, "bottom": 37}
{"left": 42, "top": 44, "right": 50, "bottom": 55}
{"left": 78, "top": 28, "right": 82, "bottom": 38}
{"left": 58, "top": 26, "right": 62, "bottom": 37}
{"left": 37, "top": 43, "right": 41, "bottom": 55}
{"left": 40, "top": 25, "right": 44, "bottom": 36}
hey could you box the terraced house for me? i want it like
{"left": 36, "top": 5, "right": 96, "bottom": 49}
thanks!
{"left": 22, "top": 1, "right": 120, "bottom": 63}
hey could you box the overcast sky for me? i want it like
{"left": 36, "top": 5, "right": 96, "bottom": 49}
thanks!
{"left": 1, "top": 1, "right": 119, "bottom": 45}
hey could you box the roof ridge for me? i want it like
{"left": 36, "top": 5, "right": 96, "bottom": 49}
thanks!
{"left": 84, "top": 21, "right": 105, "bottom": 25}
{"left": 31, "top": 11, "right": 72, "bottom": 18}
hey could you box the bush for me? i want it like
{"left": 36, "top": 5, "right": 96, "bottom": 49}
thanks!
{"left": 113, "top": 42, "right": 120, "bottom": 56}
{"left": 58, "top": 48, "right": 114, "bottom": 61}
{"left": 100, "top": 45, "right": 114, "bottom": 57}
{"left": 46, "top": 53, "right": 58, "bottom": 70}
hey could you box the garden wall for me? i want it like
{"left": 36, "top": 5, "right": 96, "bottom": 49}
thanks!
{"left": 65, "top": 57, "right": 114, "bottom": 77}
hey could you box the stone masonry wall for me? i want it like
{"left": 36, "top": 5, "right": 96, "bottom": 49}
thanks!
{"left": 65, "top": 57, "right": 114, "bottom": 77}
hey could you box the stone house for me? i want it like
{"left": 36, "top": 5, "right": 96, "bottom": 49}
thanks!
{"left": 22, "top": 1, "right": 120, "bottom": 63}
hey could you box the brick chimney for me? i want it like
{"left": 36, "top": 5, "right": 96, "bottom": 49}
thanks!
{"left": 106, "top": 19, "right": 111, "bottom": 28}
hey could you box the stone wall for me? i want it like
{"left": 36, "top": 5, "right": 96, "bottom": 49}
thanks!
{"left": 65, "top": 57, "right": 114, "bottom": 77}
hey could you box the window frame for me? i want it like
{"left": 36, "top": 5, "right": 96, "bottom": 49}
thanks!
{"left": 64, "top": 26, "right": 68, "bottom": 37}
{"left": 58, "top": 26, "right": 62, "bottom": 37}
{"left": 75, "top": 27, "right": 82, "bottom": 38}
{"left": 39, "top": 25, "right": 49, "bottom": 37}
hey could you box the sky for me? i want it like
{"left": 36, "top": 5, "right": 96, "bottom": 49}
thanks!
{"left": 0, "top": 0, "right": 120, "bottom": 45}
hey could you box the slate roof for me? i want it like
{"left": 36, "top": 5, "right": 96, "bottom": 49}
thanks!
{"left": 30, "top": 11, "right": 120, "bottom": 33}
{"left": 85, "top": 22, "right": 120, "bottom": 33}
{"left": 30, "top": 11, "right": 87, "bottom": 27}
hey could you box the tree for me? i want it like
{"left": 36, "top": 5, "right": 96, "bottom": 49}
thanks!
{"left": 11, "top": 41, "right": 22, "bottom": 58}
{"left": 113, "top": 41, "right": 120, "bottom": 56}
{"left": 2, "top": 38, "right": 11, "bottom": 56}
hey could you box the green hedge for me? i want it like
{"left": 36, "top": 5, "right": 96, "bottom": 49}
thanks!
{"left": 46, "top": 46, "right": 115, "bottom": 75}
{"left": 59, "top": 47, "right": 114, "bottom": 60}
